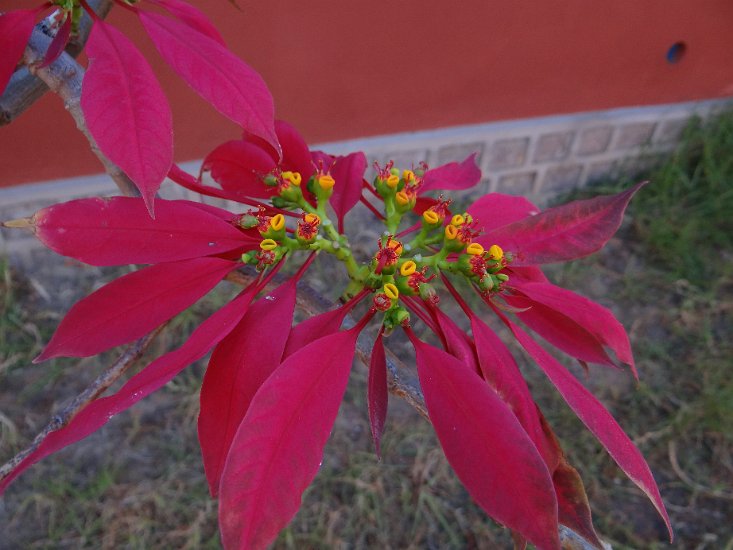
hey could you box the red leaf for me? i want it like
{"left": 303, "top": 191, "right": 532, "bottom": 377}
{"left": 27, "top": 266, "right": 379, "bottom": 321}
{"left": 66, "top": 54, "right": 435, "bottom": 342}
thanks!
{"left": 273, "top": 120, "right": 314, "bottom": 179}
{"left": 538, "top": 413, "right": 605, "bottom": 549}
{"left": 410, "top": 334, "right": 561, "bottom": 550}
{"left": 202, "top": 140, "right": 276, "bottom": 199}
{"left": 199, "top": 278, "right": 297, "bottom": 496}
{"left": 0, "top": 288, "right": 256, "bottom": 496}
{"left": 32, "top": 197, "right": 256, "bottom": 266}
{"left": 36, "top": 257, "right": 237, "bottom": 362}
{"left": 282, "top": 303, "right": 350, "bottom": 359}
{"left": 499, "top": 314, "right": 673, "bottom": 541}
{"left": 328, "top": 151, "right": 368, "bottom": 231}
{"left": 507, "top": 281, "right": 636, "bottom": 376}
{"left": 467, "top": 193, "right": 540, "bottom": 236}
{"left": 0, "top": 9, "right": 39, "bottom": 94}
{"left": 139, "top": 11, "right": 278, "bottom": 155}
{"left": 218, "top": 325, "right": 362, "bottom": 550}
{"left": 144, "top": 0, "right": 226, "bottom": 45}
{"left": 81, "top": 19, "right": 173, "bottom": 215}
{"left": 420, "top": 153, "right": 481, "bottom": 193}
{"left": 485, "top": 182, "right": 647, "bottom": 265}
{"left": 368, "top": 330, "right": 387, "bottom": 459}
{"left": 39, "top": 13, "right": 71, "bottom": 68}
{"left": 467, "top": 311, "right": 550, "bottom": 462}
{"left": 430, "top": 305, "right": 480, "bottom": 375}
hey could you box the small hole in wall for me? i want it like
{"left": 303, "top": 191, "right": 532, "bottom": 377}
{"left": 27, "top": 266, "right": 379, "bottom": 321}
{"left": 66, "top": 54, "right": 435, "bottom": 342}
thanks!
{"left": 666, "top": 42, "right": 687, "bottom": 64}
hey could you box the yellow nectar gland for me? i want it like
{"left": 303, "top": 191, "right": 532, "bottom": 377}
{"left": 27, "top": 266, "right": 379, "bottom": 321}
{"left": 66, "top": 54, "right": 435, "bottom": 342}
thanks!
{"left": 383, "top": 283, "right": 400, "bottom": 300}
{"left": 444, "top": 225, "right": 458, "bottom": 240}
{"left": 282, "top": 171, "right": 302, "bottom": 186}
{"left": 386, "top": 174, "right": 400, "bottom": 189}
{"left": 489, "top": 244, "right": 504, "bottom": 261}
{"left": 318, "top": 174, "right": 336, "bottom": 190}
{"left": 386, "top": 238, "right": 403, "bottom": 255}
{"left": 260, "top": 238, "right": 279, "bottom": 251}
{"left": 269, "top": 214, "right": 285, "bottom": 231}
{"left": 423, "top": 210, "right": 440, "bottom": 225}
{"left": 402, "top": 169, "right": 415, "bottom": 183}
{"left": 303, "top": 213, "right": 321, "bottom": 225}
{"left": 467, "top": 242, "right": 485, "bottom": 256}
{"left": 451, "top": 214, "right": 465, "bottom": 227}
{"left": 400, "top": 260, "right": 417, "bottom": 276}
{"left": 395, "top": 190, "right": 410, "bottom": 206}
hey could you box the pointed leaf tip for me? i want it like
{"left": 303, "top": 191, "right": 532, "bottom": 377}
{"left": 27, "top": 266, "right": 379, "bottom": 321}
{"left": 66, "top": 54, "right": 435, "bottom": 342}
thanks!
{"left": 81, "top": 20, "right": 173, "bottom": 210}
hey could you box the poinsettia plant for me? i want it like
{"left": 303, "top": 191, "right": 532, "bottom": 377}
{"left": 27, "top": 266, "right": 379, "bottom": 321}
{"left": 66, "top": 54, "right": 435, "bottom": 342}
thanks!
{"left": 1, "top": 1, "right": 673, "bottom": 549}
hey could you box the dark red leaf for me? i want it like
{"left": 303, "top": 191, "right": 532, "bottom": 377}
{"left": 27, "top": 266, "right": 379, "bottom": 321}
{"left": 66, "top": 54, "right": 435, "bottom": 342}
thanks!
{"left": 139, "top": 11, "right": 278, "bottom": 155}
{"left": 199, "top": 278, "right": 297, "bottom": 496}
{"left": 485, "top": 182, "right": 647, "bottom": 265}
{"left": 32, "top": 197, "right": 256, "bottom": 266}
{"left": 467, "top": 193, "right": 540, "bottom": 236}
{"left": 420, "top": 153, "right": 481, "bottom": 193}
{"left": 35, "top": 257, "right": 236, "bottom": 362}
{"left": 0, "top": 9, "right": 38, "bottom": 94}
{"left": 499, "top": 314, "right": 673, "bottom": 540}
{"left": 328, "top": 151, "right": 368, "bottom": 231}
{"left": 368, "top": 330, "right": 388, "bottom": 459}
{"left": 0, "top": 288, "right": 256, "bottom": 496}
{"left": 430, "top": 305, "right": 480, "bottom": 375}
{"left": 39, "top": 13, "right": 71, "bottom": 68}
{"left": 274, "top": 120, "right": 314, "bottom": 179}
{"left": 506, "top": 281, "right": 636, "bottom": 376}
{"left": 410, "top": 334, "right": 561, "bottom": 550}
{"left": 218, "top": 325, "right": 362, "bottom": 550}
{"left": 202, "top": 140, "right": 276, "bottom": 199}
{"left": 81, "top": 19, "right": 173, "bottom": 215}
{"left": 144, "top": 0, "right": 226, "bottom": 45}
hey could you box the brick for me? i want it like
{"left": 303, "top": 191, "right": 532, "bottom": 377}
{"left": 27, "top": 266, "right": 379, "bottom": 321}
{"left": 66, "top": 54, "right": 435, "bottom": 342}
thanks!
{"left": 489, "top": 137, "right": 529, "bottom": 170}
{"left": 586, "top": 160, "right": 617, "bottom": 183}
{"left": 576, "top": 126, "right": 613, "bottom": 156}
{"left": 540, "top": 164, "right": 583, "bottom": 194}
{"left": 655, "top": 118, "right": 689, "bottom": 144}
{"left": 614, "top": 122, "right": 656, "bottom": 150}
{"left": 379, "top": 149, "right": 430, "bottom": 171}
{"left": 496, "top": 171, "right": 537, "bottom": 195}
{"left": 533, "top": 131, "right": 575, "bottom": 163}
{"left": 436, "top": 142, "right": 484, "bottom": 165}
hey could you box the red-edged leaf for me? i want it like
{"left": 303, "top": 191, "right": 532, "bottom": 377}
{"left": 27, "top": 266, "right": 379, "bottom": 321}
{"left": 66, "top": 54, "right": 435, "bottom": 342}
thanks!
{"left": 36, "top": 257, "right": 236, "bottom": 362}
{"left": 144, "top": 0, "right": 226, "bottom": 45}
{"left": 410, "top": 335, "right": 561, "bottom": 550}
{"left": 0, "top": 9, "right": 39, "bottom": 94}
{"left": 139, "top": 11, "right": 278, "bottom": 155}
{"left": 32, "top": 197, "right": 256, "bottom": 266}
{"left": 199, "top": 278, "right": 297, "bottom": 496}
{"left": 420, "top": 153, "right": 481, "bottom": 193}
{"left": 507, "top": 281, "right": 636, "bottom": 376}
{"left": 202, "top": 140, "right": 276, "bottom": 199}
{"left": 368, "top": 329, "right": 387, "bottom": 459}
{"left": 0, "top": 288, "right": 256, "bottom": 495}
{"left": 39, "top": 13, "right": 71, "bottom": 68}
{"left": 485, "top": 182, "right": 647, "bottom": 265}
{"left": 468, "top": 193, "right": 540, "bottom": 236}
{"left": 328, "top": 151, "right": 368, "bottom": 231}
{"left": 81, "top": 19, "right": 173, "bottom": 215}
{"left": 499, "top": 313, "right": 673, "bottom": 540}
{"left": 218, "top": 325, "right": 362, "bottom": 550}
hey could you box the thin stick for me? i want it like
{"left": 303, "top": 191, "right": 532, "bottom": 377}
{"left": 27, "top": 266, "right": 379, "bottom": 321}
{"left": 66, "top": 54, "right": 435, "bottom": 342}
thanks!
{"left": 0, "top": 323, "right": 165, "bottom": 481}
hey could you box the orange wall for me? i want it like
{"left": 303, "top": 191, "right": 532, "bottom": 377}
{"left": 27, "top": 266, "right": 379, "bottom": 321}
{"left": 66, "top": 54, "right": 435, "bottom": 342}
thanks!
{"left": 2, "top": 0, "right": 733, "bottom": 187}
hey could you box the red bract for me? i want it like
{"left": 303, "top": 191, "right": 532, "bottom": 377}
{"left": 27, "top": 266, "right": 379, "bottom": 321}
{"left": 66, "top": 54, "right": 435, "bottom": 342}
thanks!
{"left": 0, "top": 8, "right": 41, "bottom": 94}
{"left": 1, "top": 109, "right": 672, "bottom": 548}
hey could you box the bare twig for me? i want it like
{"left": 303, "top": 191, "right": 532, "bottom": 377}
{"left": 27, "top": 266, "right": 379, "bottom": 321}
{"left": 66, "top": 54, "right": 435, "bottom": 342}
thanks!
{"left": 19, "top": 26, "right": 138, "bottom": 197}
{"left": 0, "top": 0, "right": 113, "bottom": 125}
{"left": 0, "top": 323, "right": 165, "bottom": 481}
